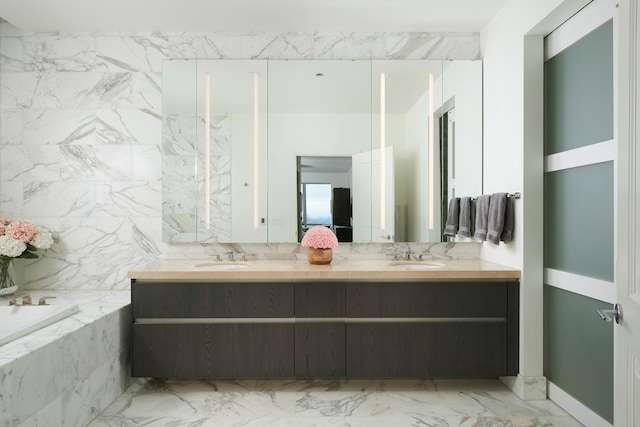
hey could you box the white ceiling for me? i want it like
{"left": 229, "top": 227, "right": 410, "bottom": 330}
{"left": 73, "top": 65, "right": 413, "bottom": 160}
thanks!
{"left": 0, "top": 0, "right": 509, "bottom": 33}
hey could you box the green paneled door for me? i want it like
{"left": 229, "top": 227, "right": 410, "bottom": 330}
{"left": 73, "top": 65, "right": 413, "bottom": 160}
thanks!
{"left": 544, "top": 161, "right": 614, "bottom": 282}
{"left": 543, "top": 14, "right": 614, "bottom": 425}
{"left": 544, "top": 287, "right": 614, "bottom": 420}
{"left": 544, "top": 20, "right": 614, "bottom": 155}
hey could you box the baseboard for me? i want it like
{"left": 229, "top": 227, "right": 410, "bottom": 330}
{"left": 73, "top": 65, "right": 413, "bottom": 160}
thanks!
{"left": 499, "top": 375, "right": 546, "bottom": 400}
{"left": 547, "top": 381, "right": 612, "bottom": 427}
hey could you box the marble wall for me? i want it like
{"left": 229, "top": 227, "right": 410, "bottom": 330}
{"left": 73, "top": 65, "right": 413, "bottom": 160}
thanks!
{"left": 0, "top": 24, "right": 481, "bottom": 290}
{"left": 0, "top": 290, "right": 130, "bottom": 427}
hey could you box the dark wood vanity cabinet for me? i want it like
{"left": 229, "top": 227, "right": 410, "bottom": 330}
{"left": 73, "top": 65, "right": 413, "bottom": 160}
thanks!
{"left": 346, "top": 282, "right": 519, "bottom": 377}
{"left": 131, "top": 281, "right": 295, "bottom": 378}
{"left": 345, "top": 281, "right": 519, "bottom": 377}
{"left": 131, "top": 279, "right": 519, "bottom": 379}
{"left": 294, "top": 282, "right": 346, "bottom": 377}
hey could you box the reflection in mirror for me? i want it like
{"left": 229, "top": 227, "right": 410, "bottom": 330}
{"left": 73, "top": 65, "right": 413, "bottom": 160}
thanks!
{"left": 268, "top": 60, "right": 372, "bottom": 243}
{"left": 297, "top": 156, "right": 353, "bottom": 243}
{"left": 371, "top": 60, "right": 443, "bottom": 243}
{"left": 161, "top": 59, "right": 483, "bottom": 244}
{"left": 439, "top": 61, "right": 483, "bottom": 241}
{"left": 162, "top": 60, "right": 197, "bottom": 242}
{"left": 194, "top": 60, "right": 268, "bottom": 243}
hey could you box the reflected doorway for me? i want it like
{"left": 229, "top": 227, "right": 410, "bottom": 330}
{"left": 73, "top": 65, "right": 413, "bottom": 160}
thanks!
{"left": 297, "top": 156, "right": 353, "bottom": 242}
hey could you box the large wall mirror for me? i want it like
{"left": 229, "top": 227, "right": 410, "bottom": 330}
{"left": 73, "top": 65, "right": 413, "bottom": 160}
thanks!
{"left": 162, "top": 59, "right": 482, "bottom": 243}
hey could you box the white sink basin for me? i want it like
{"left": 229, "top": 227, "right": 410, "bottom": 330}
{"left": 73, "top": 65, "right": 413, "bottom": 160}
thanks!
{"left": 193, "top": 262, "right": 251, "bottom": 270}
{"left": 387, "top": 261, "right": 445, "bottom": 270}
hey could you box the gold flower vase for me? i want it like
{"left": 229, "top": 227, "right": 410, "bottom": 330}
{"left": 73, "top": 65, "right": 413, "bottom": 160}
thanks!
{"left": 307, "top": 247, "right": 333, "bottom": 265}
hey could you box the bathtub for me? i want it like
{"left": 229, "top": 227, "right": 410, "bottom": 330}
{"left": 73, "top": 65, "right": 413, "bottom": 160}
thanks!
{"left": 0, "top": 302, "right": 80, "bottom": 346}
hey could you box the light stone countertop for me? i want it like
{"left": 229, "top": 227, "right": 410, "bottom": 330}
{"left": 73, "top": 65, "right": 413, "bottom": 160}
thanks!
{"left": 128, "top": 259, "right": 520, "bottom": 282}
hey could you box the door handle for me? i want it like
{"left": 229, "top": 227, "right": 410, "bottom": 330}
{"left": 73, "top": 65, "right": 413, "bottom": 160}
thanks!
{"left": 596, "top": 303, "right": 622, "bottom": 324}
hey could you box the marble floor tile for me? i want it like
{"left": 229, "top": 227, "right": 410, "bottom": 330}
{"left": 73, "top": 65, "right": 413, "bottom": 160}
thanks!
{"left": 88, "top": 379, "right": 583, "bottom": 427}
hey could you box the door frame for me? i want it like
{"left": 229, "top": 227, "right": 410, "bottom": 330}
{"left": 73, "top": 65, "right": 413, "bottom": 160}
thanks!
{"left": 615, "top": 0, "right": 640, "bottom": 425}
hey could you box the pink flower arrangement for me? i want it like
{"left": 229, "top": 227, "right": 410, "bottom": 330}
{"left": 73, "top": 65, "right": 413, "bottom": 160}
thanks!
{"left": 0, "top": 214, "right": 53, "bottom": 260}
{"left": 301, "top": 226, "right": 338, "bottom": 249}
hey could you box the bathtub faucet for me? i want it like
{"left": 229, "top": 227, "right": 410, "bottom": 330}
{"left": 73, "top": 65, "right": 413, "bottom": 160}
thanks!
{"left": 38, "top": 296, "right": 55, "bottom": 305}
{"left": 8, "top": 295, "right": 31, "bottom": 305}
{"left": 7, "top": 295, "right": 55, "bottom": 306}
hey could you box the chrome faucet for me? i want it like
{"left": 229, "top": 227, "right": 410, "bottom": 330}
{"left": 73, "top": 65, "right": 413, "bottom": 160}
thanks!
{"left": 404, "top": 251, "right": 414, "bottom": 261}
{"left": 225, "top": 251, "right": 235, "bottom": 261}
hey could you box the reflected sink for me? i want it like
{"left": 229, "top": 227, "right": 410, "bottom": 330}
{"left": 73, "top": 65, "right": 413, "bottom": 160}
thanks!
{"left": 194, "top": 262, "right": 251, "bottom": 270}
{"left": 387, "top": 261, "right": 445, "bottom": 270}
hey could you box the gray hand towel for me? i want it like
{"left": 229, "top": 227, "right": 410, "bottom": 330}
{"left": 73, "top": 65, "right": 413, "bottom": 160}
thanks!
{"left": 501, "top": 196, "right": 514, "bottom": 243}
{"left": 443, "top": 197, "right": 460, "bottom": 237}
{"left": 487, "top": 192, "right": 508, "bottom": 244}
{"left": 458, "top": 197, "right": 473, "bottom": 238}
{"left": 473, "top": 194, "right": 491, "bottom": 241}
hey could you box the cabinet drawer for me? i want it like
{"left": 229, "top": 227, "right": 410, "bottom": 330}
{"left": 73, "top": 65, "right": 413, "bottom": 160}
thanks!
{"left": 295, "top": 282, "right": 345, "bottom": 317}
{"left": 295, "top": 323, "right": 345, "bottom": 377}
{"left": 346, "top": 322, "right": 507, "bottom": 377}
{"left": 132, "top": 282, "right": 294, "bottom": 318}
{"left": 132, "top": 323, "right": 294, "bottom": 378}
{"left": 346, "top": 282, "right": 510, "bottom": 318}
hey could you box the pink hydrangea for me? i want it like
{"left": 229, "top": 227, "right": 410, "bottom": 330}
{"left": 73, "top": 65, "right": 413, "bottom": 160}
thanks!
{"left": 301, "top": 226, "right": 338, "bottom": 249}
{"left": 5, "top": 220, "right": 37, "bottom": 243}
{"left": 0, "top": 214, "right": 53, "bottom": 260}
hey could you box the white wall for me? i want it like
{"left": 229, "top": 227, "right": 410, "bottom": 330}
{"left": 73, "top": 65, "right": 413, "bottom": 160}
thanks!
{"left": 481, "top": 0, "right": 591, "bottom": 385}
{"left": 302, "top": 171, "right": 351, "bottom": 189}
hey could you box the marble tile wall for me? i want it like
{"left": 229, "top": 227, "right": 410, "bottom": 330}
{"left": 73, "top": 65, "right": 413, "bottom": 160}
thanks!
{"left": 0, "top": 23, "right": 481, "bottom": 290}
{"left": 0, "top": 290, "right": 130, "bottom": 427}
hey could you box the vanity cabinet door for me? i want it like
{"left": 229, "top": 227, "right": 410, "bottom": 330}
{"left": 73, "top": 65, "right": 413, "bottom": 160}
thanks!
{"left": 294, "top": 282, "right": 346, "bottom": 377}
{"left": 132, "top": 281, "right": 294, "bottom": 318}
{"left": 132, "top": 323, "right": 294, "bottom": 378}
{"left": 344, "top": 281, "right": 518, "bottom": 377}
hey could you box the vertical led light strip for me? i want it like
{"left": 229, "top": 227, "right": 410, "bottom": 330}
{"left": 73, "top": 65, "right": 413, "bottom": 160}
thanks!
{"left": 253, "top": 72, "right": 260, "bottom": 229}
{"left": 380, "top": 72, "right": 386, "bottom": 230}
{"left": 204, "top": 72, "right": 211, "bottom": 230}
{"left": 428, "top": 72, "right": 435, "bottom": 230}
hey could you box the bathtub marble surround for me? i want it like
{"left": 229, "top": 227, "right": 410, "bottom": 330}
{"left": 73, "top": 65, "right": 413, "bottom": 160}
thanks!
{"left": 0, "top": 19, "right": 482, "bottom": 291}
{"left": 0, "top": 290, "right": 130, "bottom": 427}
{"left": 88, "top": 378, "right": 581, "bottom": 427}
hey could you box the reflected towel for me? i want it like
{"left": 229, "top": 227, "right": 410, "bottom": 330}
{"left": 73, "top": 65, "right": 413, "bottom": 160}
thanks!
{"left": 487, "top": 192, "right": 508, "bottom": 244}
{"left": 443, "top": 197, "right": 460, "bottom": 237}
{"left": 473, "top": 195, "right": 491, "bottom": 241}
{"left": 501, "top": 196, "right": 514, "bottom": 243}
{"left": 458, "top": 197, "right": 473, "bottom": 238}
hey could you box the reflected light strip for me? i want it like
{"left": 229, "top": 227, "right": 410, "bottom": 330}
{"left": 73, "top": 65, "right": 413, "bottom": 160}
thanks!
{"left": 204, "top": 72, "right": 211, "bottom": 230}
{"left": 428, "top": 72, "right": 435, "bottom": 230}
{"left": 380, "top": 72, "right": 386, "bottom": 230}
{"left": 253, "top": 72, "right": 260, "bottom": 229}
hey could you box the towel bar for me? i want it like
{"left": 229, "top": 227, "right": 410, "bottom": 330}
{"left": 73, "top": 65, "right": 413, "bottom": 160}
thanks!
{"left": 471, "top": 192, "right": 521, "bottom": 201}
